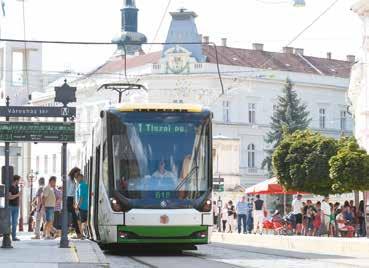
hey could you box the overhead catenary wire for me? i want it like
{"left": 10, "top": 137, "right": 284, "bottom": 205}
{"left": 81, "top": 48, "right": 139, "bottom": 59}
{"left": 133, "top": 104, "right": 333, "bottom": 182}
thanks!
{"left": 256, "top": 0, "right": 341, "bottom": 72}
{"left": 148, "top": 0, "right": 172, "bottom": 53}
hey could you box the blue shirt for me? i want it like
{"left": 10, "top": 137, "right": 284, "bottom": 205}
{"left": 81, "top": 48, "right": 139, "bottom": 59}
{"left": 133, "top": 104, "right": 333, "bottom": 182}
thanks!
{"left": 236, "top": 201, "right": 249, "bottom": 215}
{"left": 75, "top": 181, "right": 88, "bottom": 211}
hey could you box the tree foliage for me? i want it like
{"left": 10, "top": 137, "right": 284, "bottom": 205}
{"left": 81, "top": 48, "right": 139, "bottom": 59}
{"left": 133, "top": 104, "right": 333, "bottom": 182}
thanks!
{"left": 329, "top": 137, "right": 369, "bottom": 194}
{"left": 262, "top": 78, "right": 311, "bottom": 173}
{"left": 272, "top": 130, "right": 337, "bottom": 195}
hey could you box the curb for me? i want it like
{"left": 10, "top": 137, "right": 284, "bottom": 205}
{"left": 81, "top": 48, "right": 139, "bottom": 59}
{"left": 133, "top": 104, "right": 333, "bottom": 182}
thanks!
{"left": 211, "top": 232, "right": 369, "bottom": 258}
{"left": 72, "top": 240, "right": 110, "bottom": 268}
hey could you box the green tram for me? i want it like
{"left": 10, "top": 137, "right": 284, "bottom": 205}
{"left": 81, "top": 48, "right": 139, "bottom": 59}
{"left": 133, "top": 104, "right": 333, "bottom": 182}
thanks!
{"left": 82, "top": 103, "right": 213, "bottom": 248}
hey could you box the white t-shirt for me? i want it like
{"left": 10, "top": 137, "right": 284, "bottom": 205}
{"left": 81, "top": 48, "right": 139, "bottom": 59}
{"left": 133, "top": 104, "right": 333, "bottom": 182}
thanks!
{"left": 292, "top": 199, "right": 303, "bottom": 215}
{"left": 321, "top": 201, "right": 331, "bottom": 216}
{"left": 66, "top": 176, "right": 76, "bottom": 197}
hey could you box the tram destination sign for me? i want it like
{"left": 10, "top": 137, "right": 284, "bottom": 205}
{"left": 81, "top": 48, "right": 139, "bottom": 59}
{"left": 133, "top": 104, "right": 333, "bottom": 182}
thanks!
{"left": 0, "top": 122, "right": 75, "bottom": 142}
{"left": 0, "top": 106, "right": 76, "bottom": 118}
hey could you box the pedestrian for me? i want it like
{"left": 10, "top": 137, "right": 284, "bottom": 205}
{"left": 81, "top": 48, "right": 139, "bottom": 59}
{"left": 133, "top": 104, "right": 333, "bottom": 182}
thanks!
{"left": 42, "top": 176, "right": 56, "bottom": 239}
{"left": 8, "top": 175, "right": 22, "bottom": 241}
{"left": 236, "top": 196, "right": 248, "bottom": 234}
{"left": 67, "top": 167, "right": 81, "bottom": 239}
{"left": 253, "top": 194, "right": 265, "bottom": 235}
{"left": 291, "top": 194, "right": 304, "bottom": 235}
{"left": 221, "top": 203, "right": 228, "bottom": 232}
{"left": 303, "top": 200, "right": 316, "bottom": 236}
{"left": 358, "top": 200, "right": 366, "bottom": 237}
{"left": 336, "top": 206, "right": 355, "bottom": 237}
{"left": 246, "top": 198, "right": 254, "bottom": 233}
{"left": 32, "top": 177, "right": 45, "bottom": 240}
{"left": 75, "top": 174, "right": 88, "bottom": 238}
{"left": 52, "top": 185, "right": 63, "bottom": 238}
{"left": 313, "top": 201, "right": 322, "bottom": 236}
{"left": 321, "top": 196, "right": 331, "bottom": 236}
{"left": 213, "top": 201, "right": 219, "bottom": 230}
{"left": 227, "top": 200, "right": 235, "bottom": 233}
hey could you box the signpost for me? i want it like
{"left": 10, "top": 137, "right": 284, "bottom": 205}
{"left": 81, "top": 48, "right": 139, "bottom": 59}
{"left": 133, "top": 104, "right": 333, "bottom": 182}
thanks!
{"left": 0, "top": 79, "right": 76, "bottom": 249}
{"left": 55, "top": 80, "right": 77, "bottom": 249}
{"left": 0, "top": 122, "right": 75, "bottom": 143}
{"left": 0, "top": 106, "right": 76, "bottom": 118}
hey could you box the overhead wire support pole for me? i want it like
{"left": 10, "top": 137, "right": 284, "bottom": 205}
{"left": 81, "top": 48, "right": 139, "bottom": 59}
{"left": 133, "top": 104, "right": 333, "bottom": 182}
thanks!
{"left": 2, "top": 96, "right": 12, "bottom": 249}
{"left": 59, "top": 111, "right": 69, "bottom": 248}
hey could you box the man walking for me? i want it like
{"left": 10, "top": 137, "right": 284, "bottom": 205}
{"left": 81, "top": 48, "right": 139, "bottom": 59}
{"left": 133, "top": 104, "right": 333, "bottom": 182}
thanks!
{"left": 32, "top": 177, "right": 45, "bottom": 239}
{"left": 321, "top": 196, "right": 331, "bottom": 236}
{"left": 236, "top": 196, "right": 249, "bottom": 234}
{"left": 253, "top": 195, "right": 265, "bottom": 235}
{"left": 8, "top": 175, "right": 22, "bottom": 241}
{"left": 292, "top": 194, "right": 304, "bottom": 235}
{"left": 42, "top": 176, "right": 56, "bottom": 239}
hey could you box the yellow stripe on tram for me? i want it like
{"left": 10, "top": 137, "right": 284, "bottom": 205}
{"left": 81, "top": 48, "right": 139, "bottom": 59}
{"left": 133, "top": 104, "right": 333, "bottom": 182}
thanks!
{"left": 117, "top": 103, "right": 203, "bottom": 113}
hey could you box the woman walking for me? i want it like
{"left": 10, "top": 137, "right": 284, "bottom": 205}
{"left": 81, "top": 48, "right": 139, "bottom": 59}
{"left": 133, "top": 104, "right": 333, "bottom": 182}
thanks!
{"left": 221, "top": 204, "right": 228, "bottom": 232}
{"left": 67, "top": 167, "right": 81, "bottom": 239}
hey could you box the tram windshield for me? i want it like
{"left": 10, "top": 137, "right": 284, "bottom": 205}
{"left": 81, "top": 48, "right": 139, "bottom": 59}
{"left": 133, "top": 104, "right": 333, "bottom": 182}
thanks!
{"left": 109, "top": 111, "right": 210, "bottom": 201}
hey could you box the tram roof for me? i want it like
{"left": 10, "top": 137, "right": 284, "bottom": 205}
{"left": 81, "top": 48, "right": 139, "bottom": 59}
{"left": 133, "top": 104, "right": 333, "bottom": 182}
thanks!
{"left": 115, "top": 103, "right": 206, "bottom": 113}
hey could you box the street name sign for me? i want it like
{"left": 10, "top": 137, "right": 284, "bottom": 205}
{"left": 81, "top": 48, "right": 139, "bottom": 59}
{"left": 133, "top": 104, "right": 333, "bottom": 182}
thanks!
{"left": 0, "top": 106, "right": 76, "bottom": 118}
{"left": 0, "top": 122, "right": 75, "bottom": 142}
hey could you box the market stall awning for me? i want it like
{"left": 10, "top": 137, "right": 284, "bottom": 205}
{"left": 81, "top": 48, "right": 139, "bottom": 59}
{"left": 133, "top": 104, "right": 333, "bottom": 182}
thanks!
{"left": 244, "top": 177, "right": 306, "bottom": 195}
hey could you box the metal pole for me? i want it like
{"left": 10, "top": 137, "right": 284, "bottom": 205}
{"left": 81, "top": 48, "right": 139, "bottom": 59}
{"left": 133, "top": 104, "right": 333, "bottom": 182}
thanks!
{"left": 2, "top": 96, "right": 12, "bottom": 248}
{"left": 60, "top": 113, "right": 69, "bottom": 248}
{"left": 27, "top": 173, "right": 33, "bottom": 232}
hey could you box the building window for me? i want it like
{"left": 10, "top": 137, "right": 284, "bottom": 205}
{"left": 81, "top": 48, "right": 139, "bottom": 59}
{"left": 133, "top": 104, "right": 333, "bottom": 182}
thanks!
{"left": 44, "top": 155, "right": 48, "bottom": 175}
{"left": 36, "top": 156, "right": 40, "bottom": 173}
{"left": 12, "top": 51, "right": 25, "bottom": 86}
{"left": 247, "top": 144, "right": 255, "bottom": 168}
{"left": 0, "top": 48, "right": 3, "bottom": 81}
{"left": 340, "top": 111, "right": 347, "bottom": 131}
{"left": 319, "top": 108, "right": 326, "bottom": 129}
{"left": 248, "top": 103, "right": 256, "bottom": 124}
{"left": 223, "top": 100, "right": 230, "bottom": 123}
{"left": 52, "top": 154, "right": 57, "bottom": 174}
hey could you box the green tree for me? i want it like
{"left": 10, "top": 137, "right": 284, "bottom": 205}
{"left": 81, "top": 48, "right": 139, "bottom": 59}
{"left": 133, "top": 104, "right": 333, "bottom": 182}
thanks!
{"left": 272, "top": 130, "right": 338, "bottom": 195}
{"left": 262, "top": 78, "right": 310, "bottom": 175}
{"left": 329, "top": 137, "right": 369, "bottom": 194}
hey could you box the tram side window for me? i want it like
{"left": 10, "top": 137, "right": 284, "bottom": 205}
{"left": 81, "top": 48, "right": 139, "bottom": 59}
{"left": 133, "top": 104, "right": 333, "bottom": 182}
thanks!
{"left": 102, "top": 141, "right": 110, "bottom": 195}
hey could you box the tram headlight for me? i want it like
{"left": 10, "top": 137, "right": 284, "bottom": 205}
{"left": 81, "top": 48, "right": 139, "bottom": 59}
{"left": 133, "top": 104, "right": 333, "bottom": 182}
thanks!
{"left": 201, "top": 199, "right": 212, "bottom": 212}
{"left": 118, "top": 231, "right": 129, "bottom": 239}
{"left": 110, "top": 197, "right": 123, "bottom": 212}
{"left": 193, "top": 231, "right": 208, "bottom": 239}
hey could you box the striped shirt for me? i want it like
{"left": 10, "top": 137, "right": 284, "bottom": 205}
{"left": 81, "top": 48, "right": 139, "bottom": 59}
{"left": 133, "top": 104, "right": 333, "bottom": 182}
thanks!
{"left": 54, "top": 188, "right": 62, "bottom": 212}
{"left": 236, "top": 201, "right": 250, "bottom": 215}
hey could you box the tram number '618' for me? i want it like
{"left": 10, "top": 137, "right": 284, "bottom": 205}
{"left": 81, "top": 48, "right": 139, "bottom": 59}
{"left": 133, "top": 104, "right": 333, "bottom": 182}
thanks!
{"left": 155, "top": 192, "right": 171, "bottom": 199}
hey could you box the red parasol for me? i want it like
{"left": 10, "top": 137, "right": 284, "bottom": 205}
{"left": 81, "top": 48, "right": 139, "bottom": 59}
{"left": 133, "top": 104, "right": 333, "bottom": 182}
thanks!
{"left": 244, "top": 177, "right": 307, "bottom": 195}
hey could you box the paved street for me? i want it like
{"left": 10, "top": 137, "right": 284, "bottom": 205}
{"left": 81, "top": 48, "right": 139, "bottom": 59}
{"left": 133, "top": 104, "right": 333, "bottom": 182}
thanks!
{"left": 105, "top": 242, "right": 369, "bottom": 268}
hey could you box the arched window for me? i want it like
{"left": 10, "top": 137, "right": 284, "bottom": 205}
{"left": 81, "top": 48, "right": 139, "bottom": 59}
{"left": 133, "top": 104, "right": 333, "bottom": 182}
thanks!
{"left": 247, "top": 144, "right": 255, "bottom": 168}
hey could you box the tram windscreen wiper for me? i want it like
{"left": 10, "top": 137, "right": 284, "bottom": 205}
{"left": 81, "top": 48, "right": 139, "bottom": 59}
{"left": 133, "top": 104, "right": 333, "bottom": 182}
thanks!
{"left": 175, "top": 166, "right": 199, "bottom": 191}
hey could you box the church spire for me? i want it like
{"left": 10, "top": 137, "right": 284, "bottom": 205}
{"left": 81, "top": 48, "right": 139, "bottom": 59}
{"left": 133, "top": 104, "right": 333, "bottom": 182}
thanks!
{"left": 121, "top": 0, "right": 138, "bottom": 32}
{"left": 112, "top": 0, "right": 147, "bottom": 55}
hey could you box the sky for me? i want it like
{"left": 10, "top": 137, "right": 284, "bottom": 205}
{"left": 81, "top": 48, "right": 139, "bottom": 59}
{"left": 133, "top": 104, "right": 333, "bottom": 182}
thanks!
{"left": 0, "top": 0, "right": 363, "bottom": 74}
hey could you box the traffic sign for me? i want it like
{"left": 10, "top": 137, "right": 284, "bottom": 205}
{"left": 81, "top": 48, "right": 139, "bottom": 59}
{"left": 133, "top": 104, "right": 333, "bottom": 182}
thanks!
{"left": 0, "top": 106, "right": 76, "bottom": 118}
{"left": 0, "top": 122, "right": 75, "bottom": 142}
